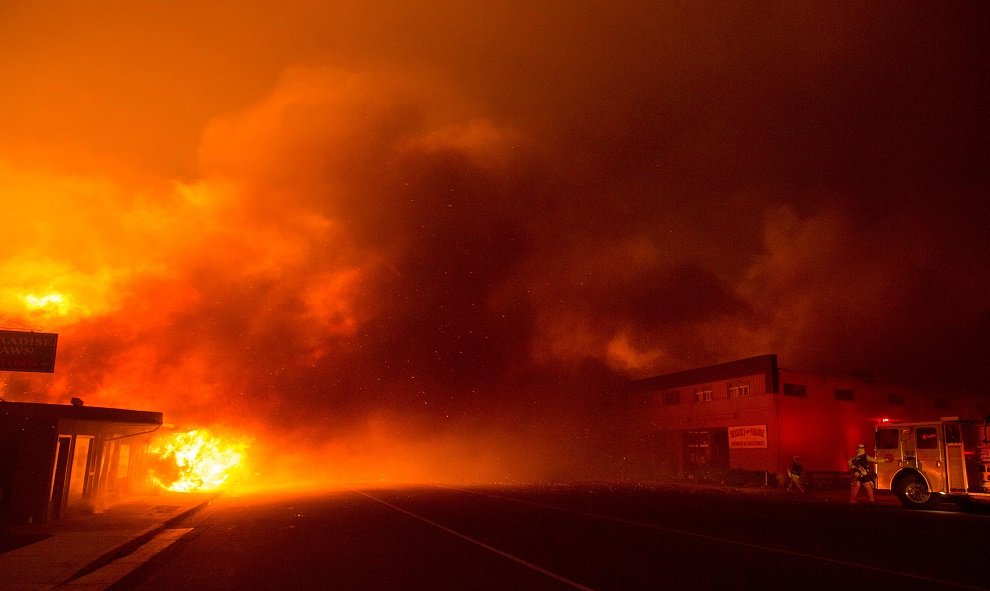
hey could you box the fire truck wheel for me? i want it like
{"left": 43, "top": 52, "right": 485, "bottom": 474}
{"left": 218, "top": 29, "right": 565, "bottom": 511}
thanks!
{"left": 896, "top": 475, "right": 936, "bottom": 509}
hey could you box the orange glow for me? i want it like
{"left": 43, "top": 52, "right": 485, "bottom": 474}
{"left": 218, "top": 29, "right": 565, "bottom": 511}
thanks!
{"left": 22, "top": 292, "right": 71, "bottom": 317}
{"left": 2, "top": 3, "right": 979, "bottom": 494}
{"left": 150, "top": 429, "right": 249, "bottom": 493}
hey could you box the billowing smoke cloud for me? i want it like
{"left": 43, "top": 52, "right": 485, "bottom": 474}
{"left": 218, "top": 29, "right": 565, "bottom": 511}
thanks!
{"left": 1, "top": 2, "right": 988, "bottom": 484}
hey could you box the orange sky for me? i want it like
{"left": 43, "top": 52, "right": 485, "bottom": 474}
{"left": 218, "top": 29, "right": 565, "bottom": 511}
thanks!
{"left": 1, "top": 2, "right": 988, "bottom": 484}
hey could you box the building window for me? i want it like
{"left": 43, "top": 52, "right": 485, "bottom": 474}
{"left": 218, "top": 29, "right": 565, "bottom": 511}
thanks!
{"left": 728, "top": 382, "right": 750, "bottom": 398}
{"left": 783, "top": 383, "right": 807, "bottom": 397}
{"left": 888, "top": 393, "right": 906, "bottom": 406}
{"left": 663, "top": 390, "right": 680, "bottom": 406}
{"left": 834, "top": 388, "right": 854, "bottom": 402}
{"left": 693, "top": 389, "right": 713, "bottom": 403}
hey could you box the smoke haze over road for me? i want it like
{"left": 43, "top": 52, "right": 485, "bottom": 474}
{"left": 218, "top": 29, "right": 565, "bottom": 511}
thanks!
{"left": 1, "top": 2, "right": 988, "bottom": 484}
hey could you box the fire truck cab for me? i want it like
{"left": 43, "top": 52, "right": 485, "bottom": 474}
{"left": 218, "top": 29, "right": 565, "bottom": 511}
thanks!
{"left": 874, "top": 416, "right": 990, "bottom": 509}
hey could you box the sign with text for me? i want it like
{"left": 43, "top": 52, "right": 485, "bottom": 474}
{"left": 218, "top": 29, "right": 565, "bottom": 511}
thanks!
{"left": 0, "top": 330, "right": 58, "bottom": 372}
{"left": 728, "top": 424, "right": 768, "bottom": 449}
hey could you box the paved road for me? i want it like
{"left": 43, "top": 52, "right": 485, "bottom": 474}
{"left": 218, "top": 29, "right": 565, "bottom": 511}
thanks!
{"left": 109, "top": 484, "right": 990, "bottom": 591}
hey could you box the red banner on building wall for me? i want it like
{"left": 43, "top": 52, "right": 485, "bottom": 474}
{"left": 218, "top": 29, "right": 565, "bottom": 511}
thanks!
{"left": 728, "top": 424, "right": 768, "bottom": 448}
{"left": 0, "top": 330, "right": 58, "bottom": 372}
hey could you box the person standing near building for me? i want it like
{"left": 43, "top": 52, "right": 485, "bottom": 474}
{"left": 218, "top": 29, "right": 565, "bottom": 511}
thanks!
{"left": 848, "top": 443, "right": 879, "bottom": 504}
{"left": 785, "top": 455, "right": 805, "bottom": 493}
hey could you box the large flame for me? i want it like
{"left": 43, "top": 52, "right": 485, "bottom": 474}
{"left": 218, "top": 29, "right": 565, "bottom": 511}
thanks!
{"left": 23, "top": 292, "right": 70, "bottom": 316}
{"left": 150, "top": 429, "right": 249, "bottom": 493}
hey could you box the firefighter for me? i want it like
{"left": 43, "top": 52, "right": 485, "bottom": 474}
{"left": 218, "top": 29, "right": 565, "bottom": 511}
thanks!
{"left": 848, "top": 443, "right": 879, "bottom": 504}
{"left": 785, "top": 455, "right": 805, "bottom": 493}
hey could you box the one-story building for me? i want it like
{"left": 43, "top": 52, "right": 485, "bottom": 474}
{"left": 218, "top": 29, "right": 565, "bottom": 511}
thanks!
{"left": 0, "top": 400, "right": 163, "bottom": 524}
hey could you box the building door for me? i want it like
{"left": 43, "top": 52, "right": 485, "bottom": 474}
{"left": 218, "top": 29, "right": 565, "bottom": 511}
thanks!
{"left": 710, "top": 429, "right": 729, "bottom": 468}
{"left": 48, "top": 436, "right": 71, "bottom": 521}
{"left": 67, "top": 436, "right": 94, "bottom": 505}
{"left": 685, "top": 431, "right": 708, "bottom": 472}
{"left": 684, "top": 429, "right": 729, "bottom": 477}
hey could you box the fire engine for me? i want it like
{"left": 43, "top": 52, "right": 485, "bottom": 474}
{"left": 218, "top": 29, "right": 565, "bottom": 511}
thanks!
{"left": 874, "top": 416, "right": 990, "bottom": 509}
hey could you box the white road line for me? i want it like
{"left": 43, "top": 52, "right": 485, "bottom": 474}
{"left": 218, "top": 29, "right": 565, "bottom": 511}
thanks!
{"left": 352, "top": 489, "right": 597, "bottom": 591}
{"left": 58, "top": 528, "right": 193, "bottom": 591}
{"left": 438, "top": 486, "right": 989, "bottom": 591}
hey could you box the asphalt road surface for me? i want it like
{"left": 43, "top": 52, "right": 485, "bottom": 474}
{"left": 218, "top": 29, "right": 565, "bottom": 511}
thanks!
{"left": 111, "top": 484, "right": 990, "bottom": 591}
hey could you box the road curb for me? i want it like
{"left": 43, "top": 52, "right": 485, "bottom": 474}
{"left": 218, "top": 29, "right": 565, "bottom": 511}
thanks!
{"left": 59, "top": 494, "right": 217, "bottom": 586}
